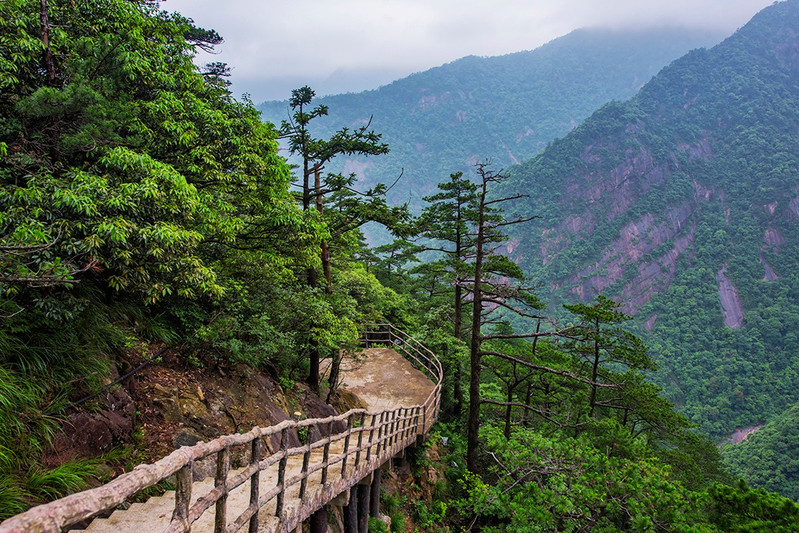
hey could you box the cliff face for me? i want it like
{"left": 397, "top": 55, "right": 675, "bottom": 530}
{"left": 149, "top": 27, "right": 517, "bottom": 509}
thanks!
{"left": 510, "top": 0, "right": 799, "bottom": 321}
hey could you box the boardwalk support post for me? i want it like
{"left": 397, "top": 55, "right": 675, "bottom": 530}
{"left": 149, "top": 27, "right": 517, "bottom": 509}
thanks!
{"left": 344, "top": 486, "right": 358, "bottom": 533}
{"left": 370, "top": 467, "right": 382, "bottom": 519}
{"left": 357, "top": 476, "right": 372, "bottom": 533}
{"left": 310, "top": 506, "right": 328, "bottom": 533}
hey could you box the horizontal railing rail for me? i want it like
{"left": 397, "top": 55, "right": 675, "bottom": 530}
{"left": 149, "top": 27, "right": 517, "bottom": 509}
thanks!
{"left": 0, "top": 324, "right": 441, "bottom": 533}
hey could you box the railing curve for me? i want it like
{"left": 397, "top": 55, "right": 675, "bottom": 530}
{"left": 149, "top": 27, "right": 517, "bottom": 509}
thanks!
{"left": 0, "top": 324, "right": 442, "bottom": 533}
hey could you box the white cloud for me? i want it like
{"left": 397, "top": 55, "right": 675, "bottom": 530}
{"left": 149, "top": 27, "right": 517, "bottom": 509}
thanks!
{"left": 161, "top": 0, "right": 775, "bottom": 101}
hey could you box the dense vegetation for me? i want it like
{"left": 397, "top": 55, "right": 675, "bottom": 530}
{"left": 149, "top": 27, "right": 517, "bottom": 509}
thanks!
{"left": 258, "top": 27, "right": 722, "bottom": 212}
{"left": 2, "top": 0, "right": 799, "bottom": 530}
{"left": 722, "top": 403, "right": 799, "bottom": 501}
{"left": 373, "top": 166, "right": 799, "bottom": 531}
{"left": 0, "top": 0, "right": 408, "bottom": 515}
{"left": 493, "top": 0, "right": 799, "bottom": 498}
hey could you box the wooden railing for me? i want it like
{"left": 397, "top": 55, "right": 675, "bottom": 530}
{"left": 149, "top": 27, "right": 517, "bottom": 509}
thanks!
{"left": 0, "top": 324, "right": 442, "bottom": 533}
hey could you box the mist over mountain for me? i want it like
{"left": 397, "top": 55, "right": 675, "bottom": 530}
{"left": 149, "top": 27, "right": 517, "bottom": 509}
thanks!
{"left": 259, "top": 27, "right": 723, "bottom": 210}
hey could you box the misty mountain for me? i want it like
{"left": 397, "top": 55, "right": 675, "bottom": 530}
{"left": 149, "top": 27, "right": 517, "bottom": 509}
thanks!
{"left": 258, "top": 27, "right": 723, "bottom": 210}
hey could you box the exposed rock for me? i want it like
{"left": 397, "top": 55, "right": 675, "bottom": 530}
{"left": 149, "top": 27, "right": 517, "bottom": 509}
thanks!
{"left": 621, "top": 229, "right": 696, "bottom": 312}
{"left": 761, "top": 255, "right": 779, "bottom": 281}
{"left": 790, "top": 197, "right": 799, "bottom": 217}
{"left": 330, "top": 387, "right": 366, "bottom": 411}
{"left": 568, "top": 204, "right": 697, "bottom": 310}
{"left": 644, "top": 314, "right": 659, "bottom": 331}
{"left": 716, "top": 266, "right": 745, "bottom": 329}
{"left": 765, "top": 201, "right": 779, "bottom": 215}
{"left": 50, "top": 413, "right": 114, "bottom": 463}
{"left": 47, "top": 383, "right": 136, "bottom": 466}
{"left": 173, "top": 428, "right": 218, "bottom": 481}
{"left": 677, "top": 138, "right": 713, "bottom": 160}
{"left": 764, "top": 227, "right": 784, "bottom": 250}
{"left": 300, "top": 390, "right": 346, "bottom": 442}
{"left": 723, "top": 424, "right": 764, "bottom": 444}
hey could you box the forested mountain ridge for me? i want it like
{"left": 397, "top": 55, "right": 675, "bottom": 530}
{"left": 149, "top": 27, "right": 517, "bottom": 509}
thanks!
{"left": 501, "top": 0, "right": 799, "bottom": 492}
{"left": 258, "top": 27, "right": 723, "bottom": 210}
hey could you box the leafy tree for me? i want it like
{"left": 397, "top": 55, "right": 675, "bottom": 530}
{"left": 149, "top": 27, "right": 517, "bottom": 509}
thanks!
{"left": 280, "top": 85, "right": 410, "bottom": 391}
{"left": 0, "top": 0, "right": 308, "bottom": 514}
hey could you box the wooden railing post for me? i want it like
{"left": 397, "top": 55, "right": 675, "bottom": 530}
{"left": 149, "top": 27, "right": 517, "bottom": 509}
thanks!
{"left": 390, "top": 408, "right": 400, "bottom": 451}
{"left": 248, "top": 437, "right": 261, "bottom": 533}
{"left": 375, "top": 412, "right": 385, "bottom": 458}
{"left": 354, "top": 412, "right": 366, "bottom": 469}
{"left": 341, "top": 413, "right": 354, "bottom": 477}
{"left": 214, "top": 447, "right": 230, "bottom": 533}
{"left": 402, "top": 408, "right": 410, "bottom": 446}
{"left": 172, "top": 462, "right": 192, "bottom": 531}
{"left": 276, "top": 428, "right": 288, "bottom": 518}
{"left": 365, "top": 412, "right": 379, "bottom": 463}
{"left": 321, "top": 421, "right": 331, "bottom": 485}
{"left": 299, "top": 424, "right": 313, "bottom": 500}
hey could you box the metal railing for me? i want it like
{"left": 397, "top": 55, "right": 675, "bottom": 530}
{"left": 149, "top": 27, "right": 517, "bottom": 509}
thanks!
{"left": 0, "top": 324, "right": 442, "bottom": 533}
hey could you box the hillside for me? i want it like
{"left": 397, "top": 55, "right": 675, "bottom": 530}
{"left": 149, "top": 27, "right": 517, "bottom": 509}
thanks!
{"left": 502, "top": 0, "right": 799, "bottom": 444}
{"left": 722, "top": 402, "right": 799, "bottom": 499}
{"left": 258, "top": 27, "right": 723, "bottom": 210}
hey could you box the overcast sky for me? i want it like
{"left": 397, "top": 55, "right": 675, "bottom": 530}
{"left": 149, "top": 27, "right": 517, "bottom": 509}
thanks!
{"left": 162, "top": 0, "right": 775, "bottom": 103}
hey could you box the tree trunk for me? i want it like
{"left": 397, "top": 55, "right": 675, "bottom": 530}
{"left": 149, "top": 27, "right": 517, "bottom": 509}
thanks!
{"left": 453, "top": 281, "right": 464, "bottom": 417}
{"left": 453, "top": 362, "right": 463, "bottom": 419}
{"left": 315, "top": 169, "right": 333, "bottom": 294}
{"left": 466, "top": 177, "right": 488, "bottom": 472}
{"left": 588, "top": 317, "right": 600, "bottom": 418}
{"left": 325, "top": 348, "right": 342, "bottom": 403}
{"left": 40, "top": 0, "right": 56, "bottom": 85}
{"left": 503, "top": 384, "right": 515, "bottom": 439}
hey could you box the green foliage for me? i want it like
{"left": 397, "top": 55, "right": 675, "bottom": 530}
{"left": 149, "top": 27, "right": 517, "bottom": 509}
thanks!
{"left": 23, "top": 460, "right": 100, "bottom": 502}
{"left": 0, "top": 0, "right": 315, "bottom": 516}
{"left": 706, "top": 480, "right": 799, "bottom": 532}
{"left": 722, "top": 404, "right": 799, "bottom": 500}
{"left": 389, "top": 512, "right": 405, "bottom": 533}
{"left": 458, "top": 425, "right": 705, "bottom": 532}
{"left": 368, "top": 517, "right": 388, "bottom": 533}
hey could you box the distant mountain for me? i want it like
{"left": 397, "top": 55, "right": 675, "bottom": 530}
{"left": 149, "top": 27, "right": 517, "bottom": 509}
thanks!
{"left": 258, "top": 27, "right": 723, "bottom": 210}
{"left": 502, "top": 0, "right": 799, "bottom": 448}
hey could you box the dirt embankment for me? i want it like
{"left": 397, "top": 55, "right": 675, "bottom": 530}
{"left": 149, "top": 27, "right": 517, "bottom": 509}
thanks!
{"left": 46, "top": 348, "right": 337, "bottom": 473}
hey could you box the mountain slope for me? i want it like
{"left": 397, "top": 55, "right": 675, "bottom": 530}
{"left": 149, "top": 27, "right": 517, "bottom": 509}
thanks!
{"left": 504, "top": 0, "right": 799, "bottom": 441}
{"left": 258, "top": 27, "right": 722, "bottom": 209}
{"left": 722, "top": 402, "right": 799, "bottom": 500}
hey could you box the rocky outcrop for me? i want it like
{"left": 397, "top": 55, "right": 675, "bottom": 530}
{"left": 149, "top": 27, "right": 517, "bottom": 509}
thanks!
{"left": 536, "top": 135, "right": 720, "bottom": 312}
{"left": 761, "top": 255, "right": 779, "bottom": 281}
{"left": 45, "top": 355, "right": 323, "bottom": 478}
{"left": 47, "top": 385, "right": 135, "bottom": 467}
{"left": 567, "top": 203, "right": 697, "bottom": 311}
{"left": 716, "top": 266, "right": 745, "bottom": 329}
